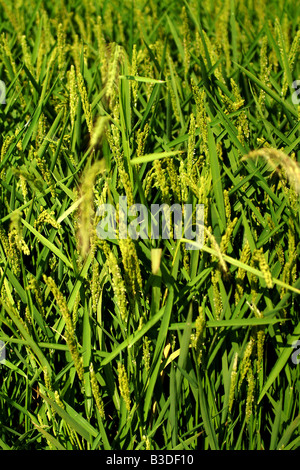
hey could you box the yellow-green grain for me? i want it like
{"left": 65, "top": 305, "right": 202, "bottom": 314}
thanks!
{"left": 89, "top": 363, "right": 105, "bottom": 418}
{"left": 117, "top": 362, "right": 131, "bottom": 412}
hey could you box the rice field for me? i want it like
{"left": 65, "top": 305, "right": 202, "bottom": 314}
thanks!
{"left": 0, "top": 0, "right": 299, "bottom": 451}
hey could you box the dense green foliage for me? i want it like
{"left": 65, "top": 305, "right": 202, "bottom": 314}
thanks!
{"left": 0, "top": 0, "right": 299, "bottom": 450}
